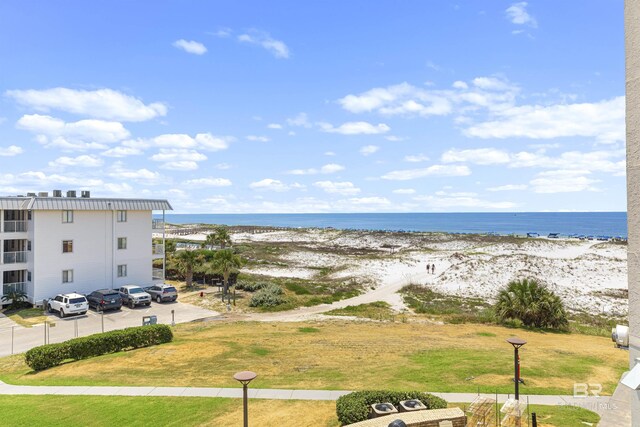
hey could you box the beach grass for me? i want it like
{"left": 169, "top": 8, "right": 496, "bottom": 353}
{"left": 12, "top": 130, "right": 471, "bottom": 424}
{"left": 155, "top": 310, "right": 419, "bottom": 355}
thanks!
{"left": 324, "top": 301, "right": 397, "bottom": 320}
{"left": 0, "top": 321, "right": 626, "bottom": 396}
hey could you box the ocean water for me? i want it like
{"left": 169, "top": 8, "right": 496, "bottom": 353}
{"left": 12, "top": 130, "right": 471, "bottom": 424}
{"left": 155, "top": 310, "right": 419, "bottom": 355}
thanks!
{"left": 158, "top": 212, "right": 628, "bottom": 237}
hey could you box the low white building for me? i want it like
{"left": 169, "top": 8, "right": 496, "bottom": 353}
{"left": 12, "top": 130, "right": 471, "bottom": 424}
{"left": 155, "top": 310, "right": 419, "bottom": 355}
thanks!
{"left": 0, "top": 191, "right": 172, "bottom": 305}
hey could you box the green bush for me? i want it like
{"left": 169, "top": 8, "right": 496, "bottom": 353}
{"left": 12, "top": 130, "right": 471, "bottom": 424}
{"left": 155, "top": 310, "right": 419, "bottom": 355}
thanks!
{"left": 249, "top": 284, "right": 286, "bottom": 307}
{"left": 495, "top": 278, "right": 568, "bottom": 329}
{"left": 336, "top": 390, "right": 447, "bottom": 425}
{"left": 236, "top": 281, "right": 269, "bottom": 292}
{"left": 25, "top": 324, "right": 173, "bottom": 371}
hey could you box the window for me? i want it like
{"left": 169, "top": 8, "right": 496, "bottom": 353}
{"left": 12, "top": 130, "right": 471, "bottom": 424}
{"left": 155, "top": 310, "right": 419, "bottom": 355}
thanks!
{"left": 62, "top": 240, "right": 73, "bottom": 253}
{"left": 27, "top": 240, "right": 31, "bottom": 251}
{"left": 27, "top": 211, "right": 32, "bottom": 220}
{"left": 62, "top": 210, "right": 73, "bottom": 223}
{"left": 117, "top": 265, "right": 127, "bottom": 278}
{"left": 117, "top": 210, "right": 127, "bottom": 222}
{"left": 117, "top": 237, "right": 127, "bottom": 250}
{"left": 27, "top": 271, "right": 32, "bottom": 282}
{"left": 62, "top": 269, "right": 73, "bottom": 283}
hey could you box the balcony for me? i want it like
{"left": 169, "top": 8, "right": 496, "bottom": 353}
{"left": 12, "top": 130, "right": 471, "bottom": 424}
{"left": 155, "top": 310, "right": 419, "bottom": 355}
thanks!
{"left": 2, "top": 282, "right": 26, "bottom": 296}
{"left": 2, "top": 251, "right": 27, "bottom": 264}
{"left": 152, "top": 219, "right": 165, "bottom": 230}
{"left": 152, "top": 244, "right": 165, "bottom": 256}
{"left": 152, "top": 268, "right": 164, "bottom": 281}
{"left": 2, "top": 221, "right": 28, "bottom": 233}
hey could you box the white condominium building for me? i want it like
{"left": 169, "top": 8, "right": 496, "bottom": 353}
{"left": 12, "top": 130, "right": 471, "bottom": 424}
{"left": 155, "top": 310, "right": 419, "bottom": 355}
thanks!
{"left": 0, "top": 190, "right": 172, "bottom": 306}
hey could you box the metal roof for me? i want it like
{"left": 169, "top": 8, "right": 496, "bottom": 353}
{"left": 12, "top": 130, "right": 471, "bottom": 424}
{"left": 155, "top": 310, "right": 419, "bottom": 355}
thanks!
{"left": 0, "top": 197, "right": 172, "bottom": 211}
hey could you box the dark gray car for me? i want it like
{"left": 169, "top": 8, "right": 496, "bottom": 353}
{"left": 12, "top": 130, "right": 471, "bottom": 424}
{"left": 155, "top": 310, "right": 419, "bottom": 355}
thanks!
{"left": 145, "top": 284, "right": 178, "bottom": 303}
{"left": 87, "top": 290, "right": 123, "bottom": 312}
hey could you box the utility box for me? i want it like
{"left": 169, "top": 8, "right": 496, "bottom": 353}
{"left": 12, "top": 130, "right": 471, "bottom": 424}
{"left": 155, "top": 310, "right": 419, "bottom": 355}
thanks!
{"left": 142, "top": 315, "right": 158, "bottom": 326}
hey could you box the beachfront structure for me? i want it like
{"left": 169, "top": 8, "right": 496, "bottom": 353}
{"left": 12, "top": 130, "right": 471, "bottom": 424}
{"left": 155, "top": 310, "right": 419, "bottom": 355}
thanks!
{"left": 0, "top": 191, "right": 171, "bottom": 306}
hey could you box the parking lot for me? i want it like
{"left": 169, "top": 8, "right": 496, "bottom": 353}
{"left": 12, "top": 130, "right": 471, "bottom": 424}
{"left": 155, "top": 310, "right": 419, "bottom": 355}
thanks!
{"left": 0, "top": 300, "right": 221, "bottom": 357}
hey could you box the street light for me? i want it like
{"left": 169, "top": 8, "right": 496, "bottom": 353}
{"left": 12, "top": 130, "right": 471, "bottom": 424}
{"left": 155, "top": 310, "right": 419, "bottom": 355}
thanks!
{"left": 506, "top": 337, "right": 527, "bottom": 400}
{"left": 234, "top": 371, "right": 257, "bottom": 427}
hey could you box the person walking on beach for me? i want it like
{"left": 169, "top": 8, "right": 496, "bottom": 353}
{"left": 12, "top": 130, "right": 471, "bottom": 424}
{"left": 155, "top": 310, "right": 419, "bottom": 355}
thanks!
{"left": 426, "top": 263, "right": 430, "bottom": 274}
{"left": 431, "top": 263, "right": 435, "bottom": 274}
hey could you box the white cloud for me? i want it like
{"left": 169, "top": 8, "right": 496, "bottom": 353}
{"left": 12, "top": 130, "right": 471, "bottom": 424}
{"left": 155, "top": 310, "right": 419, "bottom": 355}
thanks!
{"left": 126, "top": 132, "right": 233, "bottom": 152}
{"left": 237, "top": 31, "right": 290, "bottom": 58}
{"left": 17, "top": 114, "right": 129, "bottom": 151}
{"left": 313, "top": 181, "right": 361, "bottom": 196}
{"left": 318, "top": 121, "right": 390, "bottom": 135}
{"left": 16, "top": 171, "right": 103, "bottom": 187}
{"left": 286, "top": 112, "right": 311, "bottom": 128}
{"left": 320, "top": 163, "right": 345, "bottom": 174}
{"left": 0, "top": 145, "right": 23, "bottom": 156}
{"left": 250, "top": 178, "right": 292, "bottom": 192}
{"left": 101, "top": 146, "right": 143, "bottom": 157}
{"left": 349, "top": 197, "right": 391, "bottom": 206}
{"left": 6, "top": 88, "right": 167, "bottom": 121}
{"left": 210, "top": 28, "right": 232, "bottom": 38}
{"left": 267, "top": 123, "right": 283, "bottom": 129}
{"left": 360, "top": 145, "right": 380, "bottom": 156}
{"left": 381, "top": 164, "right": 471, "bottom": 181}
{"left": 392, "top": 188, "right": 416, "bottom": 194}
{"left": 404, "top": 154, "right": 430, "bottom": 163}
{"left": 173, "top": 39, "right": 208, "bottom": 55}
{"left": 215, "top": 163, "right": 232, "bottom": 170}
{"left": 49, "top": 155, "right": 103, "bottom": 168}
{"left": 108, "top": 163, "right": 162, "bottom": 184}
{"left": 159, "top": 161, "right": 200, "bottom": 171}
{"left": 183, "top": 177, "right": 233, "bottom": 187}
{"left": 486, "top": 184, "right": 528, "bottom": 192}
{"left": 385, "top": 136, "right": 405, "bottom": 142}
{"left": 150, "top": 148, "right": 206, "bottom": 171}
{"left": 530, "top": 170, "right": 601, "bottom": 193}
{"left": 505, "top": 2, "right": 537, "bottom": 27}
{"left": 286, "top": 163, "right": 345, "bottom": 175}
{"left": 414, "top": 194, "right": 517, "bottom": 209}
{"left": 465, "top": 97, "right": 624, "bottom": 144}
{"left": 441, "top": 148, "right": 511, "bottom": 165}
{"left": 246, "top": 135, "right": 270, "bottom": 142}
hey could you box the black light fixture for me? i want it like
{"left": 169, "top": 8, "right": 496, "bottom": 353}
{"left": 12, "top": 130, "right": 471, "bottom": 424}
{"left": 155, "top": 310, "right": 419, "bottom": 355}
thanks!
{"left": 234, "top": 371, "right": 257, "bottom": 427}
{"left": 506, "top": 337, "right": 527, "bottom": 400}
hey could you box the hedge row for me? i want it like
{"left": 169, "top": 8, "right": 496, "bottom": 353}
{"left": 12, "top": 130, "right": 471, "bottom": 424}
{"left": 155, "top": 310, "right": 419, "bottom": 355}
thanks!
{"left": 336, "top": 390, "right": 447, "bottom": 425}
{"left": 25, "top": 324, "right": 173, "bottom": 371}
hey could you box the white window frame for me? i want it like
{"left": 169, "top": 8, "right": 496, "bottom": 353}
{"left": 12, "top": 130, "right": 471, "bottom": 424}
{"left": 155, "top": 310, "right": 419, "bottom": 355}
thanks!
{"left": 62, "top": 240, "right": 73, "bottom": 253}
{"left": 117, "top": 264, "right": 127, "bottom": 278}
{"left": 117, "top": 237, "right": 127, "bottom": 250}
{"left": 62, "top": 210, "right": 73, "bottom": 223}
{"left": 62, "top": 269, "right": 73, "bottom": 283}
{"left": 117, "top": 210, "right": 127, "bottom": 222}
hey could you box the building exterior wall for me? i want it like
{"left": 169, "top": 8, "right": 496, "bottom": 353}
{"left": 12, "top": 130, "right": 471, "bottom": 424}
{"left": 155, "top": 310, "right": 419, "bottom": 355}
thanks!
{"left": 627, "top": 0, "right": 640, "bottom": 424}
{"left": 30, "top": 210, "right": 153, "bottom": 303}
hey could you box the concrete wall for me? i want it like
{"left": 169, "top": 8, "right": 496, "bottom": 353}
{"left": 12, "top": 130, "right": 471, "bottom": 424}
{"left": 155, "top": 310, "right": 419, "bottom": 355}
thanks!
{"left": 627, "top": 0, "right": 640, "bottom": 424}
{"left": 31, "top": 210, "right": 153, "bottom": 302}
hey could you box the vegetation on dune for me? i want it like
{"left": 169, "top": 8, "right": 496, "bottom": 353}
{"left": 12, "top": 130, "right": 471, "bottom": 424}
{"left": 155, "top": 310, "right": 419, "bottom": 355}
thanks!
{"left": 495, "top": 278, "right": 568, "bottom": 330}
{"left": 203, "top": 225, "right": 232, "bottom": 249}
{"left": 211, "top": 249, "right": 245, "bottom": 304}
{"left": 174, "top": 250, "right": 204, "bottom": 288}
{"left": 249, "top": 284, "right": 286, "bottom": 307}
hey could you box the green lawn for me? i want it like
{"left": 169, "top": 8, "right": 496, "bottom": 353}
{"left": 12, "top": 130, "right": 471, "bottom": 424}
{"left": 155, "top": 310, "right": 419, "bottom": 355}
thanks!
{"left": 0, "top": 395, "right": 599, "bottom": 427}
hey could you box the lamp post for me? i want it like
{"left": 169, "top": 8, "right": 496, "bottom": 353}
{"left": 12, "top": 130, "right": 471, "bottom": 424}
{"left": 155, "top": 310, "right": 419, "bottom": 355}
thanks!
{"left": 234, "top": 371, "right": 257, "bottom": 427}
{"left": 506, "top": 337, "right": 527, "bottom": 400}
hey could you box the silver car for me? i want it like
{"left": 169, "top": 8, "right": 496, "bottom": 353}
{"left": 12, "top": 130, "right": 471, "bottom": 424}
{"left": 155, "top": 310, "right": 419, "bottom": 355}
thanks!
{"left": 145, "top": 284, "right": 178, "bottom": 303}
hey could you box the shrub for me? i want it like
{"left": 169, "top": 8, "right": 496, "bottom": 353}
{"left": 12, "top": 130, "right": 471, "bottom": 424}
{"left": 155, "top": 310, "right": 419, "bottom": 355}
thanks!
{"left": 494, "top": 278, "right": 569, "bottom": 329}
{"left": 336, "top": 390, "right": 447, "bottom": 425}
{"left": 236, "top": 281, "right": 269, "bottom": 292}
{"left": 25, "top": 324, "right": 173, "bottom": 371}
{"left": 249, "top": 284, "right": 286, "bottom": 307}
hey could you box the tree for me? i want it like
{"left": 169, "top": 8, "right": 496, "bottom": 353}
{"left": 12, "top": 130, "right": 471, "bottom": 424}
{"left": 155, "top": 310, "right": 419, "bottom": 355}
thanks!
{"left": 494, "top": 278, "right": 568, "bottom": 329}
{"left": 175, "top": 250, "right": 203, "bottom": 288}
{"left": 1, "top": 289, "right": 28, "bottom": 311}
{"left": 211, "top": 249, "right": 245, "bottom": 304}
{"left": 203, "top": 226, "right": 232, "bottom": 249}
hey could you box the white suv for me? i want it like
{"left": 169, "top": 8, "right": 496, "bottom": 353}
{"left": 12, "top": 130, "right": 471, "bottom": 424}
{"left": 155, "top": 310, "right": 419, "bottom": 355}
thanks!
{"left": 47, "top": 293, "right": 89, "bottom": 318}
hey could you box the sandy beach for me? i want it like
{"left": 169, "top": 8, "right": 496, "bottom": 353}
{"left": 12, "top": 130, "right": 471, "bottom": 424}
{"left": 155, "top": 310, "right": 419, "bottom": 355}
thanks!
{"left": 161, "top": 227, "right": 628, "bottom": 318}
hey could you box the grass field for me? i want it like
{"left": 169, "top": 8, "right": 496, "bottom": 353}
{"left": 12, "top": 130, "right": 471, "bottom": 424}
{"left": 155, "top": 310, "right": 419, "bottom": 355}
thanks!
{"left": 0, "top": 395, "right": 599, "bottom": 427}
{"left": 1, "top": 307, "right": 48, "bottom": 327}
{"left": 0, "top": 321, "right": 626, "bottom": 396}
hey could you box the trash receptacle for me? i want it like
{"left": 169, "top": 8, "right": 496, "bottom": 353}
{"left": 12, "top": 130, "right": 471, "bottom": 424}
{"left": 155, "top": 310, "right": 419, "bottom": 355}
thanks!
{"left": 142, "top": 315, "right": 157, "bottom": 326}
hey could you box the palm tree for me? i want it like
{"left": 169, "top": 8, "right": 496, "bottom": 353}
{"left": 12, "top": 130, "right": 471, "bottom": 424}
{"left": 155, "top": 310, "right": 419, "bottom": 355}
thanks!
{"left": 175, "top": 250, "right": 203, "bottom": 288}
{"left": 203, "top": 226, "right": 232, "bottom": 249}
{"left": 494, "top": 278, "right": 568, "bottom": 329}
{"left": 1, "top": 289, "right": 27, "bottom": 311}
{"left": 211, "top": 249, "right": 245, "bottom": 304}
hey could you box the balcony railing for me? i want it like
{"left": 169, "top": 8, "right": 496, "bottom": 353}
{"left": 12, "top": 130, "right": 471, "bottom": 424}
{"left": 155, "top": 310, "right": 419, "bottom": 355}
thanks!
{"left": 3, "top": 251, "right": 27, "bottom": 264}
{"left": 152, "top": 220, "right": 165, "bottom": 230}
{"left": 152, "top": 244, "right": 165, "bottom": 255}
{"left": 2, "top": 221, "right": 28, "bottom": 233}
{"left": 152, "top": 268, "right": 164, "bottom": 280}
{"left": 2, "top": 282, "right": 26, "bottom": 296}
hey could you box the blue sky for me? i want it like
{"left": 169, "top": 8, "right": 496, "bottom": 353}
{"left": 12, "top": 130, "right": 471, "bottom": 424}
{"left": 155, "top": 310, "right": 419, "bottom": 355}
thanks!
{"left": 0, "top": 1, "right": 625, "bottom": 213}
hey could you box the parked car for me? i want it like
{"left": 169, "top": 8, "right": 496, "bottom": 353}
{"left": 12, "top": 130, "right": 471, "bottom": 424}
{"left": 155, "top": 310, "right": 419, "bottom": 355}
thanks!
{"left": 119, "top": 285, "right": 151, "bottom": 309}
{"left": 47, "top": 293, "right": 88, "bottom": 318}
{"left": 87, "top": 289, "right": 123, "bottom": 312}
{"left": 145, "top": 284, "right": 178, "bottom": 303}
